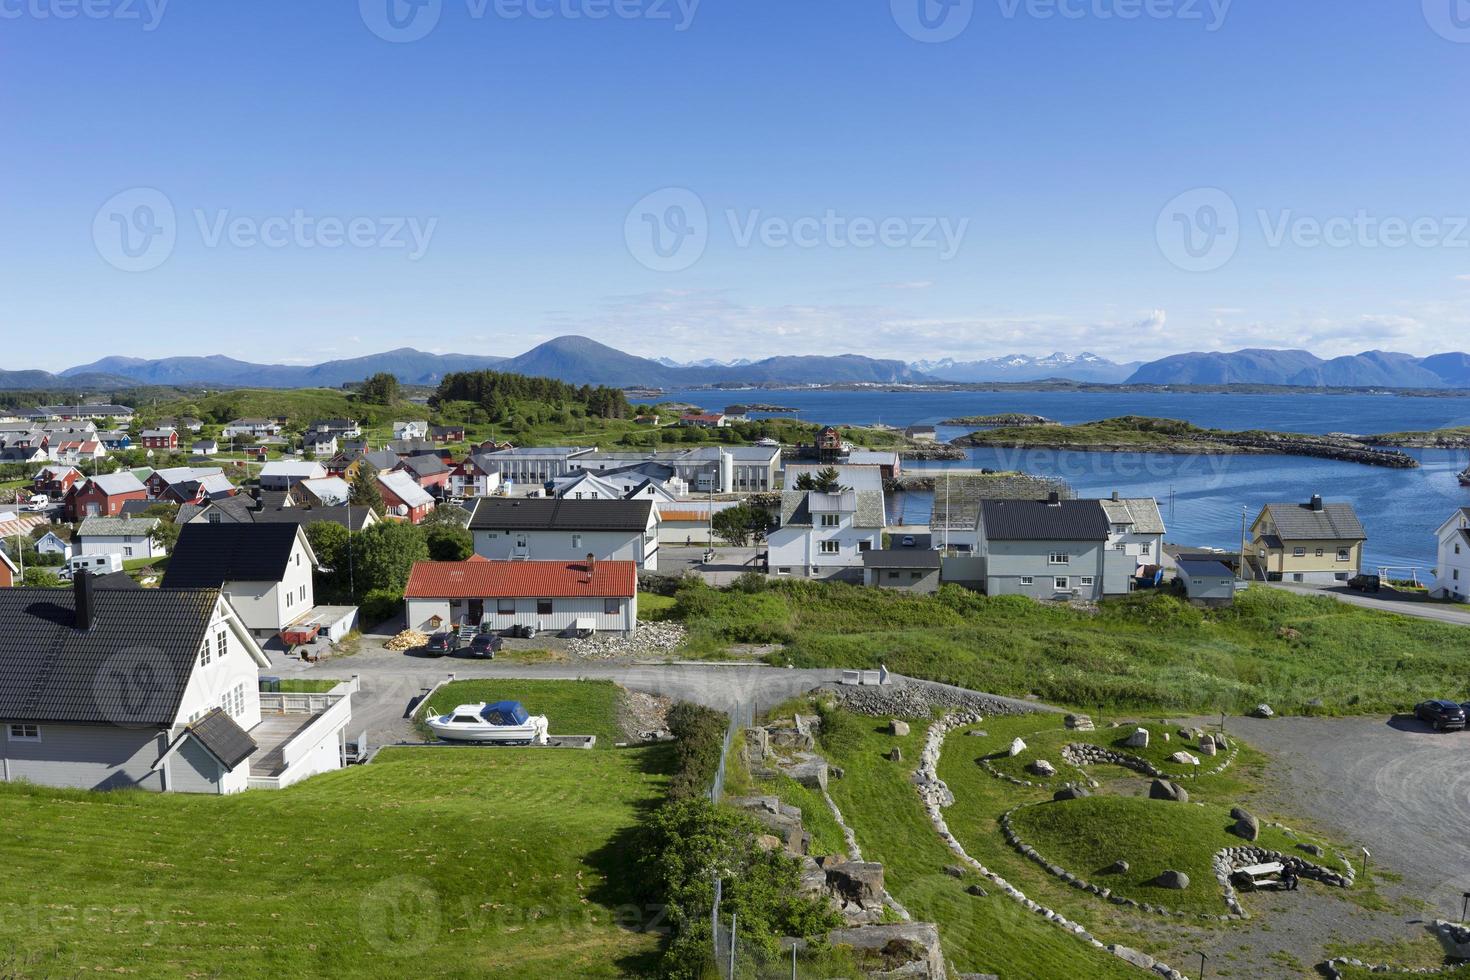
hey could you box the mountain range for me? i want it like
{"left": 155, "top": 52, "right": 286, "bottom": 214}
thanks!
{"left": 1125, "top": 349, "right": 1470, "bottom": 388}
{"left": 912, "top": 352, "right": 1141, "bottom": 384}
{"left": 9, "top": 338, "right": 1470, "bottom": 392}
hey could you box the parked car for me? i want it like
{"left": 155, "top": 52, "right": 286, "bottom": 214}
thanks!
{"left": 467, "top": 633, "right": 503, "bottom": 659}
{"left": 1347, "top": 574, "right": 1382, "bottom": 593}
{"left": 423, "top": 631, "right": 461, "bottom": 657}
{"left": 900, "top": 535, "right": 916, "bottom": 548}
{"left": 1414, "top": 699, "right": 1467, "bottom": 731}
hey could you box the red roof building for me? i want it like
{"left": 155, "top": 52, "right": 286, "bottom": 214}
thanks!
{"left": 402, "top": 557, "right": 638, "bottom": 636}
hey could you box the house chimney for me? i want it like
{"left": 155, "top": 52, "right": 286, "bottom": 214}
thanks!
{"left": 1310, "top": 494, "right": 1324, "bottom": 512}
{"left": 1047, "top": 491, "right": 1061, "bottom": 506}
{"left": 74, "top": 570, "right": 96, "bottom": 631}
{"left": 586, "top": 553, "right": 596, "bottom": 574}
{"left": 1112, "top": 490, "right": 1120, "bottom": 501}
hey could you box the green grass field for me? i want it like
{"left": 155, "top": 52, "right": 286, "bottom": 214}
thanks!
{"left": 982, "top": 721, "right": 1232, "bottom": 785}
{"left": 0, "top": 746, "right": 671, "bottom": 978}
{"left": 274, "top": 678, "right": 347, "bottom": 693}
{"left": 414, "top": 679, "right": 627, "bottom": 746}
{"left": 675, "top": 578, "right": 1470, "bottom": 715}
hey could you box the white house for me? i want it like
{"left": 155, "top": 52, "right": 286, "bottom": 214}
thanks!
{"left": 469, "top": 497, "right": 660, "bottom": 571}
{"left": 449, "top": 455, "right": 505, "bottom": 498}
{"left": 162, "top": 522, "right": 319, "bottom": 637}
{"left": 403, "top": 556, "right": 639, "bottom": 635}
{"left": 223, "top": 418, "right": 283, "bottom": 440}
{"left": 393, "top": 420, "right": 430, "bottom": 440}
{"left": 1100, "top": 493, "right": 1166, "bottom": 572}
{"left": 0, "top": 573, "right": 351, "bottom": 794}
{"left": 1433, "top": 507, "right": 1470, "bottom": 602}
{"left": 258, "top": 460, "right": 328, "bottom": 492}
{"left": 767, "top": 490, "right": 886, "bottom": 580}
{"left": 76, "top": 515, "right": 163, "bottom": 562}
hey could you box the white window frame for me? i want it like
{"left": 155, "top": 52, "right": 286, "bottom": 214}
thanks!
{"left": 1337, "top": 549, "right": 1351, "bottom": 562}
{"left": 1019, "top": 576, "right": 1033, "bottom": 586}
{"left": 819, "top": 540, "right": 841, "bottom": 555}
{"left": 1048, "top": 553, "right": 1070, "bottom": 565}
{"left": 1293, "top": 547, "right": 1307, "bottom": 558}
{"left": 199, "top": 636, "right": 213, "bottom": 668}
{"left": 820, "top": 514, "right": 841, "bottom": 528}
{"left": 8, "top": 723, "right": 41, "bottom": 742}
{"left": 1053, "top": 576, "right": 1070, "bottom": 591}
{"left": 1080, "top": 576, "right": 1095, "bottom": 587}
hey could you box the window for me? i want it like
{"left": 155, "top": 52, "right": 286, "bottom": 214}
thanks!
{"left": 8, "top": 724, "right": 40, "bottom": 742}
{"left": 1293, "top": 548, "right": 1306, "bottom": 558}
{"left": 1019, "top": 576, "right": 1034, "bottom": 586}
{"left": 604, "top": 598, "right": 620, "bottom": 615}
{"left": 777, "top": 567, "right": 791, "bottom": 576}
{"left": 820, "top": 541, "right": 841, "bottom": 555}
{"left": 1054, "top": 576, "right": 1070, "bottom": 591}
{"left": 820, "top": 514, "right": 840, "bottom": 527}
{"left": 497, "top": 598, "right": 515, "bottom": 615}
{"left": 1140, "top": 542, "right": 1151, "bottom": 555}
{"left": 208, "top": 511, "right": 222, "bottom": 524}
{"left": 1113, "top": 543, "right": 1127, "bottom": 551}
{"left": 571, "top": 534, "right": 583, "bottom": 549}
{"left": 1455, "top": 569, "right": 1461, "bottom": 581}
{"left": 1048, "top": 553, "right": 1070, "bottom": 565}
{"left": 1337, "top": 549, "right": 1351, "bottom": 562}
{"left": 909, "top": 571, "right": 923, "bottom": 581}
{"left": 216, "top": 630, "right": 227, "bottom": 659}
{"left": 1080, "top": 576, "right": 1095, "bottom": 587}
{"left": 857, "top": 540, "right": 871, "bottom": 552}
{"left": 536, "top": 598, "right": 553, "bottom": 616}
{"left": 199, "top": 636, "right": 213, "bottom": 667}
{"left": 123, "top": 546, "right": 133, "bottom": 557}
{"left": 888, "top": 570, "right": 901, "bottom": 581}
{"left": 1315, "top": 548, "right": 1324, "bottom": 558}
{"left": 300, "top": 585, "right": 307, "bottom": 604}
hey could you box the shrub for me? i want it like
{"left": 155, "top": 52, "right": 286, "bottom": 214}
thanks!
{"left": 358, "top": 589, "right": 403, "bottom": 628}
{"left": 666, "top": 702, "right": 728, "bottom": 802}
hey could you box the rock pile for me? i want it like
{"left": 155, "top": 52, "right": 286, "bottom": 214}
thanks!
{"left": 1064, "top": 713, "right": 1095, "bottom": 731}
{"left": 726, "top": 796, "right": 811, "bottom": 856}
{"left": 830, "top": 681, "right": 1038, "bottom": 720}
{"left": 568, "top": 621, "right": 686, "bottom": 660}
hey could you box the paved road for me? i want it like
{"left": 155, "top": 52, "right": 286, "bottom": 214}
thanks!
{"left": 1191, "top": 712, "right": 1470, "bottom": 918}
{"left": 1268, "top": 581, "right": 1470, "bottom": 627}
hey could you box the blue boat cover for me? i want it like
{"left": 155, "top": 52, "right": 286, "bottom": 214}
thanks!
{"left": 481, "top": 701, "right": 530, "bottom": 725}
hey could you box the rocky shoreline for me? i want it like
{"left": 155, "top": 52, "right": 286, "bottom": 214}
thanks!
{"left": 940, "top": 413, "right": 1056, "bottom": 428}
{"left": 951, "top": 431, "right": 1420, "bottom": 469}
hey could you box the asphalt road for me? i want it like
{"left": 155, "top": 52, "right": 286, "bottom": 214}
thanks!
{"left": 1194, "top": 712, "right": 1470, "bottom": 918}
{"left": 1268, "top": 581, "right": 1470, "bottom": 627}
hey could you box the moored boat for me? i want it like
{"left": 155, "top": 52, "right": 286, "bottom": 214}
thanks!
{"left": 424, "top": 701, "right": 549, "bottom": 745}
{"left": 1460, "top": 466, "right": 1470, "bottom": 487}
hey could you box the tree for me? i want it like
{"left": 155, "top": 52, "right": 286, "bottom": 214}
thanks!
{"left": 350, "top": 463, "right": 386, "bottom": 515}
{"left": 711, "top": 503, "right": 773, "bottom": 547}
{"left": 794, "top": 466, "right": 847, "bottom": 493}
{"left": 305, "top": 521, "right": 353, "bottom": 602}
{"left": 352, "top": 521, "right": 428, "bottom": 596}
{"left": 360, "top": 372, "right": 400, "bottom": 405}
{"left": 424, "top": 523, "right": 473, "bottom": 562}
{"left": 142, "top": 503, "right": 180, "bottom": 553}
{"left": 22, "top": 568, "right": 63, "bottom": 588}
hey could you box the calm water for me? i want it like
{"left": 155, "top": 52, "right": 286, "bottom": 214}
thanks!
{"left": 661, "top": 388, "right": 1470, "bottom": 571}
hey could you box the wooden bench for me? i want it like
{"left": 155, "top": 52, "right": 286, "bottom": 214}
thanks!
{"left": 1233, "top": 861, "right": 1285, "bottom": 891}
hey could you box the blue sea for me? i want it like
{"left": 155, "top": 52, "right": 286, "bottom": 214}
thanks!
{"left": 661, "top": 388, "right": 1470, "bottom": 572}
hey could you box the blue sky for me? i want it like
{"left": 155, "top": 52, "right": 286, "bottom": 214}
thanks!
{"left": 5, "top": 1, "right": 1470, "bottom": 370}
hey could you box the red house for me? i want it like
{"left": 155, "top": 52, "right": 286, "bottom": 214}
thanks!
{"left": 378, "top": 471, "right": 434, "bottom": 525}
{"left": 65, "top": 472, "right": 149, "bottom": 521}
{"left": 0, "top": 550, "right": 15, "bottom": 588}
{"left": 396, "top": 454, "right": 451, "bottom": 495}
{"left": 139, "top": 428, "right": 179, "bottom": 450}
{"left": 32, "top": 465, "right": 81, "bottom": 499}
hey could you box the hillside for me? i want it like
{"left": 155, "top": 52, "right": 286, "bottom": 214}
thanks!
{"left": 61, "top": 349, "right": 508, "bottom": 388}
{"left": 914, "top": 352, "right": 1140, "bottom": 383}
{"left": 1128, "top": 348, "right": 1470, "bottom": 388}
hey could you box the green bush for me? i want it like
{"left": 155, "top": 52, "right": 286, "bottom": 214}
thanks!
{"left": 666, "top": 702, "right": 729, "bottom": 802}
{"left": 358, "top": 589, "right": 403, "bottom": 628}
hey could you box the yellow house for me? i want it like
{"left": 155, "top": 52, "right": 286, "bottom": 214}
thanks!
{"left": 1248, "top": 495, "right": 1365, "bottom": 585}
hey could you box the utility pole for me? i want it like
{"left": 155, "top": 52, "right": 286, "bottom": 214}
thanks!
{"left": 1238, "top": 505, "right": 1248, "bottom": 581}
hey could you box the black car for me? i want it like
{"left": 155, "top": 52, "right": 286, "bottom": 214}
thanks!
{"left": 1347, "top": 574, "right": 1382, "bottom": 593}
{"left": 423, "top": 631, "right": 461, "bottom": 657}
{"left": 468, "top": 633, "right": 503, "bottom": 659}
{"left": 1414, "top": 699, "right": 1467, "bottom": 731}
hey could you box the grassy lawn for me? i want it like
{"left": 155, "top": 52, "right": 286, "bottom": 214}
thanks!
{"left": 274, "top": 678, "right": 347, "bottom": 693}
{"left": 638, "top": 592, "right": 677, "bottom": 622}
{"left": 0, "top": 746, "right": 671, "bottom": 978}
{"left": 1008, "top": 796, "right": 1338, "bottom": 916}
{"left": 675, "top": 578, "right": 1470, "bottom": 715}
{"left": 809, "top": 712, "right": 1141, "bottom": 978}
{"left": 414, "top": 679, "right": 627, "bottom": 746}
{"left": 983, "top": 720, "right": 1234, "bottom": 785}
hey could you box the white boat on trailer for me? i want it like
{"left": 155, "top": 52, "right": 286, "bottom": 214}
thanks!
{"left": 425, "top": 701, "right": 549, "bottom": 745}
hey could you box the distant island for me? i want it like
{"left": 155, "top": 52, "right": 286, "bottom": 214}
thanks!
{"left": 940, "top": 413, "right": 1055, "bottom": 427}
{"left": 953, "top": 416, "right": 1422, "bottom": 469}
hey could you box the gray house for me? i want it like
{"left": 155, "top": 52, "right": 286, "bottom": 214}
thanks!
{"left": 862, "top": 549, "right": 942, "bottom": 593}
{"left": 976, "top": 496, "right": 1134, "bottom": 601}
{"left": 1177, "top": 559, "right": 1239, "bottom": 606}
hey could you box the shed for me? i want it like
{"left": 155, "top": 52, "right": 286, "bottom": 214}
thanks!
{"left": 1177, "top": 559, "right": 1239, "bottom": 605}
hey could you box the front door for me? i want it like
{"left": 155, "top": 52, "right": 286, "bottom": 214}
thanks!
{"left": 469, "top": 599, "right": 484, "bottom": 625}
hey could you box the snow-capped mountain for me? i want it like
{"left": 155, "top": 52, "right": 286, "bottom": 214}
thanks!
{"left": 912, "top": 352, "right": 1141, "bottom": 383}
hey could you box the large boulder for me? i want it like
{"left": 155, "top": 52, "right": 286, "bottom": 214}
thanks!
{"left": 1065, "top": 713, "right": 1094, "bottom": 731}
{"left": 742, "top": 726, "right": 770, "bottom": 764}
{"left": 825, "top": 923, "right": 945, "bottom": 980}
{"left": 1053, "top": 785, "right": 1091, "bottom": 801}
{"left": 1148, "top": 779, "right": 1189, "bottom": 803}
{"left": 1231, "top": 807, "right": 1260, "bottom": 841}
{"left": 726, "top": 796, "right": 811, "bottom": 856}
{"left": 1007, "top": 737, "right": 1027, "bottom": 757}
{"left": 1251, "top": 703, "right": 1274, "bottom": 719}
{"left": 1104, "top": 859, "right": 1130, "bottom": 875}
{"left": 888, "top": 747, "right": 903, "bottom": 762}
{"left": 1108, "top": 946, "right": 1156, "bottom": 971}
{"left": 782, "top": 754, "right": 830, "bottom": 791}
{"left": 889, "top": 719, "right": 911, "bottom": 737}
{"left": 1198, "top": 737, "right": 1218, "bottom": 757}
{"left": 825, "top": 861, "right": 885, "bottom": 910}
{"left": 1123, "top": 727, "right": 1150, "bottom": 749}
{"left": 1168, "top": 751, "right": 1200, "bottom": 766}
{"left": 1028, "top": 759, "right": 1057, "bottom": 777}
{"left": 1152, "top": 869, "right": 1190, "bottom": 890}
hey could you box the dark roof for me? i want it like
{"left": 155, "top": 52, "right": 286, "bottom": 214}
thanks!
{"left": 862, "top": 549, "right": 942, "bottom": 569}
{"left": 468, "top": 497, "right": 654, "bottom": 532}
{"left": 253, "top": 506, "right": 374, "bottom": 532}
{"left": 186, "top": 708, "right": 257, "bottom": 770}
{"left": 979, "top": 499, "right": 1110, "bottom": 541}
{"left": 0, "top": 584, "right": 220, "bottom": 725}
{"left": 1261, "top": 500, "right": 1367, "bottom": 541}
{"left": 360, "top": 450, "right": 402, "bottom": 471}
{"left": 163, "top": 523, "right": 305, "bottom": 588}
{"left": 399, "top": 454, "right": 449, "bottom": 478}
{"left": 1177, "top": 559, "right": 1236, "bottom": 579}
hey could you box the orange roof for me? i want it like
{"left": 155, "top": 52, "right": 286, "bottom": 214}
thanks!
{"left": 404, "top": 557, "right": 637, "bottom": 599}
{"left": 659, "top": 510, "right": 707, "bottom": 523}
